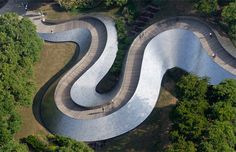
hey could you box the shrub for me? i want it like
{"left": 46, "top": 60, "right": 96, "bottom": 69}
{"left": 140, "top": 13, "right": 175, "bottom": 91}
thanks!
{"left": 176, "top": 74, "right": 209, "bottom": 101}
{"left": 228, "top": 23, "right": 236, "bottom": 40}
{"left": 122, "top": 7, "right": 135, "bottom": 23}
{"left": 56, "top": 0, "right": 99, "bottom": 10}
{"left": 195, "top": 0, "right": 218, "bottom": 16}
{"left": 24, "top": 135, "right": 47, "bottom": 151}
{"left": 221, "top": 2, "right": 236, "bottom": 24}
{"left": 115, "top": 17, "right": 127, "bottom": 40}
{"left": 104, "top": 0, "right": 128, "bottom": 7}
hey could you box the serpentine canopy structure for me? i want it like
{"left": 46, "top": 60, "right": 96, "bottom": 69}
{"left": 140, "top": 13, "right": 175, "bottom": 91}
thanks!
{"left": 38, "top": 16, "right": 236, "bottom": 142}
{"left": 1, "top": 2, "right": 236, "bottom": 142}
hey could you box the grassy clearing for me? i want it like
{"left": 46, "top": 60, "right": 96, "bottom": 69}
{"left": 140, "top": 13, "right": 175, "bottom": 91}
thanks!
{"left": 29, "top": 2, "right": 120, "bottom": 20}
{"left": 15, "top": 42, "right": 76, "bottom": 139}
{"left": 35, "top": 2, "right": 78, "bottom": 20}
{"left": 98, "top": 71, "right": 179, "bottom": 152}
{"left": 33, "top": 42, "right": 76, "bottom": 89}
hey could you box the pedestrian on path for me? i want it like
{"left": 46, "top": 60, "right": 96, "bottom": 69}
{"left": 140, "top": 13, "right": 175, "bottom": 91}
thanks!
{"left": 111, "top": 100, "right": 114, "bottom": 109}
{"left": 209, "top": 32, "right": 212, "bottom": 38}
{"left": 212, "top": 53, "right": 216, "bottom": 58}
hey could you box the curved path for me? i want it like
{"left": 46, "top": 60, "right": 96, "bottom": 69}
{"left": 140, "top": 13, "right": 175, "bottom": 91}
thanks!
{"left": 1, "top": 5, "right": 235, "bottom": 142}
{"left": 38, "top": 16, "right": 236, "bottom": 142}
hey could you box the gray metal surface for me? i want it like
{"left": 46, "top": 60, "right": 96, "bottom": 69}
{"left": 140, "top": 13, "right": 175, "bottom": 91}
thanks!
{"left": 70, "top": 16, "right": 118, "bottom": 108}
{"left": 41, "top": 29, "right": 235, "bottom": 142}
{"left": 50, "top": 16, "right": 119, "bottom": 118}
{"left": 39, "top": 28, "right": 91, "bottom": 56}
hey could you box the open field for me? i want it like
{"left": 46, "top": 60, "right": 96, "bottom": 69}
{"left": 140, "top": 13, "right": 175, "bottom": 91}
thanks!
{"left": 15, "top": 42, "right": 76, "bottom": 139}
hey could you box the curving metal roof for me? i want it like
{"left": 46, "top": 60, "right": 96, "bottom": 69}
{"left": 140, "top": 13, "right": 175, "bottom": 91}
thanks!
{"left": 39, "top": 28, "right": 91, "bottom": 55}
{"left": 2, "top": 0, "right": 235, "bottom": 143}
{"left": 70, "top": 16, "right": 118, "bottom": 108}
{"left": 41, "top": 28, "right": 235, "bottom": 141}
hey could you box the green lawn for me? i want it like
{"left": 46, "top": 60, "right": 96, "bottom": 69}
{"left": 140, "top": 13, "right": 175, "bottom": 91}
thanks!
{"left": 29, "top": 1, "right": 120, "bottom": 20}
{"left": 15, "top": 42, "right": 76, "bottom": 139}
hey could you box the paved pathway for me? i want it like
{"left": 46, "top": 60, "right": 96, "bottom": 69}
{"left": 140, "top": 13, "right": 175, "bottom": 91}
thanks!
{"left": 1, "top": 4, "right": 236, "bottom": 141}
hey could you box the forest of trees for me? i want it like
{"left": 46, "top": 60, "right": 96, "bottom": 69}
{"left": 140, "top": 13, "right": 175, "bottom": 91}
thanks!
{"left": 166, "top": 74, "right": 236, "bottom": 152}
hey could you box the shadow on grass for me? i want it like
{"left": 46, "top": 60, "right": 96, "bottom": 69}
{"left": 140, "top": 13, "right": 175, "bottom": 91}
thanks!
{"left": 32, "top": 43, "right": 80, "bottom": 126}
{"left": 162, "top": 68, "right": 187, "bottom": 97}
{"left": 95, "top": 105, "right": 175, "bottom": 152}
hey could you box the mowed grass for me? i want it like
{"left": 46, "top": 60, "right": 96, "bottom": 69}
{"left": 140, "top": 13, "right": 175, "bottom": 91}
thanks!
{"left": 15, "top": 42, "right": 76, "bottom": 139}
{"left": 97, "top": 71, "right": 178, "bottom": 152}
{"left": 36, "top": 2, "right": 78, "bottom": 20}
{"left": 30, "top": 2, "right": 120, "bottom": 20}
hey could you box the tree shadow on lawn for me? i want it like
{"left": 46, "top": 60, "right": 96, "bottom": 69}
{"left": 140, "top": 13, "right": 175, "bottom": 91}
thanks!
{"left": 32, "top": 44, "right": 80, "bottom": 126}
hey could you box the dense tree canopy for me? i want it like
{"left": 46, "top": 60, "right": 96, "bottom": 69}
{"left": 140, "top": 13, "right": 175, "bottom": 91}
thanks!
{"left": 209, "top": 79, "right": 236, "bottom": 105}
{"left": 194, "top": 0, "right": 236, "bottom": 40}
{"left": 0, "top": 13, "right": 43, "bottom": 105}
{"left": 23, "top": 135, "right": 93, "bottom": 152}
{"left": 176, "top": 74, "right": 208, "bottom": 101}
{"left": 222, "top": 2, "right": 236, "bottom": 24}
{"left": 0, "top": 13, "right": 43, "bottom": 151}
{"left": 221, "top": 2, "right": 236, "bottom": 40}
{"left": 195, "top": 0, "right": 218, "bottom": 15}
{"left": 56, "top": 0, "right": 128, "bottom": 10}
{"left": 104, "top": 0, "right": 128, "bottom": 7}
{"left": 167, "top": 74, "right": 236, "bottom": 152}
{"left": 56, "top": 0, "right": 100, "bottom": 10}
{"left": 166, "top": 136, "right": 196, "bottom": 152}
{"left": 200, "top": 121, "right": 236, "bottom": 152}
